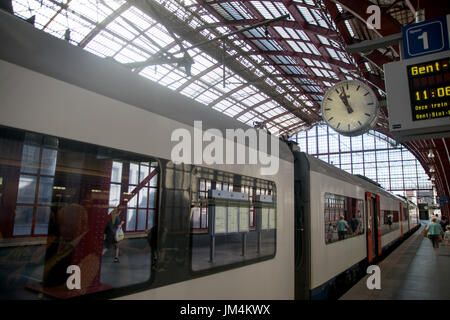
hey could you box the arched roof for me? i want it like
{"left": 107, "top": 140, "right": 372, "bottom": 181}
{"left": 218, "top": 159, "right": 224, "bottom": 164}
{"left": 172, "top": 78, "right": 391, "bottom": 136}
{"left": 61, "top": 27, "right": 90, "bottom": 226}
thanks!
{"left": 6, "top": 0, "right": 450, "bottom": 215}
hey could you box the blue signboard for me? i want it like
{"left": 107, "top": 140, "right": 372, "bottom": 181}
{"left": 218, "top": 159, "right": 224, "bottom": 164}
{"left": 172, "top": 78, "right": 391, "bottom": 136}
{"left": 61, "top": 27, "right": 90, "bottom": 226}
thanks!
{"left": 402, "top": 15, "right": 450, "bottom": 59}
{"left": 437, "top": 196, "right": 449, "bottom": 204}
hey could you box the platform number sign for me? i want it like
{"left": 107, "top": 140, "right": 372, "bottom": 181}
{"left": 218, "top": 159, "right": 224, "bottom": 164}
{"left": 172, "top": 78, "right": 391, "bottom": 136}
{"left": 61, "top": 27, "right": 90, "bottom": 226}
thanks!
{"left": 402, "top": 15, "right": 450, "bottom": 60}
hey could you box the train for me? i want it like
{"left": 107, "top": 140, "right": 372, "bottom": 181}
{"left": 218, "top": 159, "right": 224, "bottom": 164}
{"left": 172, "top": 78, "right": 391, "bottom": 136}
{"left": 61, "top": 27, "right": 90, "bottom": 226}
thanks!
{"left": 0, "top": 11, "right": 420, "bottom": 300}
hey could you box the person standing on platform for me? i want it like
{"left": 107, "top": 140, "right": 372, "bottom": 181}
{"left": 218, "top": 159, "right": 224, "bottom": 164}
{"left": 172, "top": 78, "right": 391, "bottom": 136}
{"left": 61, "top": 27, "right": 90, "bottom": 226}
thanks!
{"left": 337, "top": 215, "right": 349, "bottom": 241}
{"left": 103, "top": 208, "right": 125, "bottom": 262}
{"left": 444, "top": 225, "right": 450, "bottom": 247}
{"left": 425, "top": 217, "right": 443, "bottom": 253}
{"left": 439, "top": 216, "right": 448, "bottom": 234}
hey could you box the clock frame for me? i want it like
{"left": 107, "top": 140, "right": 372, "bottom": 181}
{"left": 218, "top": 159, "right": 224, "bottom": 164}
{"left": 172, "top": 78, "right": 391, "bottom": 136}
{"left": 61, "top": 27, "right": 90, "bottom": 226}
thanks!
{"left": 321, "top": 80, "right": 379, "bottom": 137}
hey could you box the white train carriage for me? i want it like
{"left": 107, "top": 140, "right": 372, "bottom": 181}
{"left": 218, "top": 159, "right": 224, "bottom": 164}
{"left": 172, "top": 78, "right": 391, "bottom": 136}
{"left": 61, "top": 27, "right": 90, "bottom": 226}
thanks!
{"left": 293, "top": 152, "right": 420, "bottom": 299}
{"left": 0, "top": 11, "right": 295, "bottom": 300}
{"left": 0, "top": 11, "right": 420, "bottom": 300}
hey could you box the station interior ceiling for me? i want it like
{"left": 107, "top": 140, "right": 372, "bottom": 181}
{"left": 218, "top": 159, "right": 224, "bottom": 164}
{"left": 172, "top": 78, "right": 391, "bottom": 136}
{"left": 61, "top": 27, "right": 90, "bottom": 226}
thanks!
{"left": 2, "top": 0, "right": 449, "bottom": 215}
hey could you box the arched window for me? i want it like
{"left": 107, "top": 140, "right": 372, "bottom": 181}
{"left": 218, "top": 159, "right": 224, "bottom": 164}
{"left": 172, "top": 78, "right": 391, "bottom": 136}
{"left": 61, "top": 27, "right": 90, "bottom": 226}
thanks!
{"left": 293, "top": 124, "right": 432, "bottom": 202}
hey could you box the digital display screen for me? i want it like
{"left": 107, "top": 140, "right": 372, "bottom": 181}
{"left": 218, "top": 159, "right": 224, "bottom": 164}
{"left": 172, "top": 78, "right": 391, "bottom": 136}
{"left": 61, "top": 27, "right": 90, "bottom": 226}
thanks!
{"left": 407, "top": 57, "right": 450, "bottom": 121}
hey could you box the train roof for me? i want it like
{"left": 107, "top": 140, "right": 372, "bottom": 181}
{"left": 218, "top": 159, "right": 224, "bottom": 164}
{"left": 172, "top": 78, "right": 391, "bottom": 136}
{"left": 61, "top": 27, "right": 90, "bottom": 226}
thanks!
{"left": 0, "top": 11, "right": 293, "bottom": 163}
{"left": 301, "top": 152, "right": 406, "bottom": 203}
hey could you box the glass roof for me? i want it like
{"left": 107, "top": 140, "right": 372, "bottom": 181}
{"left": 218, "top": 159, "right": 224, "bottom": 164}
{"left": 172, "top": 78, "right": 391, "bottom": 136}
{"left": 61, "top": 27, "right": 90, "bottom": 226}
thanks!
{"left": 10, "top": 0, "right": 376, "bottom": 136}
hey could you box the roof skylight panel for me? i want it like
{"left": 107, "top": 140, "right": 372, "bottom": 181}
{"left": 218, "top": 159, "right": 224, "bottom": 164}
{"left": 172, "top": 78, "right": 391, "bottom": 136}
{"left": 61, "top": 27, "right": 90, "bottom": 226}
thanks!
{"left": 296, "top": 30, "right": 310, "bottom": 41}
{"left": 120, "top": 7, "right": 153, "bottom": 30}
{"left": 87, "top": 31, "right": 126, "bottom": 56}
{"left": 290, "top": 66, "right": 308, "bottom": 75}
{"left": 251, "top": 39, "right": 269, "bottom": 51}
{"left": 158, "top": 68, "right": 186, "bottom": 87}
{"left": 263, "top": 1, "right": 282, "bottom": 17}
{"left": 200, "top": 12, "right": 218, "bottom": 24}
{"left": 310, "top": 8, "right": 329, "bottom": 28}
{"left": 195, "top": 89, "right": 221, "bottom": 105}
{"left": 12, "top": 0, "right": 43, "bottom": 16}
{"left": 212, "top": 99, "right": 234, "bottom": 112}
{"left": 179, "top": 82, "right": 206, "bottom": 99}
{"left": 273, "top": 1, "right": 289, "bottom": 16}
{"left": 243, "top": 93, "right": 265, "bottom": 106}
{"left": 303, "top": 58, "right": 314, "bottom": 66}
{"left": 326, "top": 47, "right": 339, "bottom": 59}
{"left": 337, "top": 51, "right": 350, "bottom": 64}
{"left": 237, "top": 113, "right": 252, "bottom": 123}
{"left": 147, "top": 25, "right": 175, "bottom": 47}
{"left": 329, "top": 39, "right": 341, "bottom": 49}
{"left": 262, "top": 64, "right": 276, "bottom": 73}
{"left": 188, "top": 16, "right": 203, "bottom": 29}
{"left": 276, "top": 55, "right": 290, "bottom": 65}
{"left": 223, "top": 106, "right": 244, "bottom": 118}
{"left": 106, "top": 17, "right": 140, "bottom": 41}
{"left": 265, "top": 78, "right": 276, "bottom": 86}
{"left": 250, "top": 1, "right": 273, "bottom": 19}
{"left": 266, "top": 39, "right": 283, "bottom": 50}
{"left": 211, "top": 3, "right": 233, "bottom": 20}
{"left": 298, "top": 42, "right": 312, "bottom": 54}
{"left": 276, "top": 87, "right": 285, "bottom": 94}
{"left": 317, "top": 34, "right": 330, "bottom": 45}
{"left": 230, "top": 1, "right": 253, "bottom": 19}
{"left": 70, "top": 0, "right": 113, "bottom": 24}
{"left": 297, "top": 6, "right": 317, "bottom": 25}
{"left": 321, "top": 69, "right": 331, "bottom": 77}
{"left": 321, "top": 62, "right": 332, "bottom": 69}
{"left": 114, "top": 44, "right": 151, "bottom": 63}
{"left": 282, "top": 28, "right": 299, "bottom": 41}
{"left": 215, "top": 25, "right": 233, "bottom": 35}
{"left": 280, "top": 65, "right": 293, "bottom": 75}
{"left": 287, "top": 40, "right": 302, "bottom": 53}
{"left": 345, "top": 20, "right": 356, "bottom": 37}
{"left": 221, "top": 3, "right": 244, "bottom": 20}
{"left": 307, "top": 43, "right": 321, "bottom": 55}
{"left": 312, "top": 60, "right": 322, "bottom": 68}
{"left": 303, "top": 0, "right": 316, "bottom": 6}
{"left": 274, "top": 26, "right": 290, "bottom": 39}
{"left": 248, "top": 27, "right": 265, "bottom": 38}
{"left": 133, "top": 35, "right": 162, "bottom": 54}
{"left": 63, "top": 22, "right": 93, "bottom": 44}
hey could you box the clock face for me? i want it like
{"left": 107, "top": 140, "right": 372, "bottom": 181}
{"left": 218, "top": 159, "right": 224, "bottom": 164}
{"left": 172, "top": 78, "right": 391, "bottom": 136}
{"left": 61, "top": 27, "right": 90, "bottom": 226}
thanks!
{"left": 321, "top": 80, "right": 379, "bottom": 136}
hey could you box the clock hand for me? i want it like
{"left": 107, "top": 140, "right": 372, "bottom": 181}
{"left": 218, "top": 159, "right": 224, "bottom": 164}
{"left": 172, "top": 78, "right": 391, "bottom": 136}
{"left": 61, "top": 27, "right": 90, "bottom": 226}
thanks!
{"left": 339, "top": 88, "right": 354, "bottom": 114}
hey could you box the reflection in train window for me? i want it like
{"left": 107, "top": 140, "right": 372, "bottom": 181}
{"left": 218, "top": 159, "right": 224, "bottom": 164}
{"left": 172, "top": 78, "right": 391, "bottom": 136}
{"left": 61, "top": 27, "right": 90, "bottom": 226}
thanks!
{"left": 324, "top": 193, "right": 365, "bottom": 244}
{"left": 381, "top": 210, "right": 399, "bottom": 235}
{"left": 191, "top": 169, "right": 276, "bottom": 272}
{"left": 0, "top": 126, "right": 158, "bottom": 299}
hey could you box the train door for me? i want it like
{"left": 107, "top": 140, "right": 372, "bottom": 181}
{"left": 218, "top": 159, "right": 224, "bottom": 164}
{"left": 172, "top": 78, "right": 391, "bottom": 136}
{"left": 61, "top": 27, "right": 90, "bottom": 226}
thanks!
{"left": 399, "top": 202, "right": 404, "bottom": 237}
{"left": 366, "top": 192, "right": 381, "bottom": 263}
{"left": 293, "top": 152, "right": 311, "bottom": 300}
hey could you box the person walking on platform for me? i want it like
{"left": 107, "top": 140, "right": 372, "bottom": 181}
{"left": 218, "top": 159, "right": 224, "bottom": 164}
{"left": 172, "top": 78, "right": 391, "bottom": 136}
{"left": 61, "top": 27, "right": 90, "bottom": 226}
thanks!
{"left": 425, "top": 217, "right": 443, "bottom": 253}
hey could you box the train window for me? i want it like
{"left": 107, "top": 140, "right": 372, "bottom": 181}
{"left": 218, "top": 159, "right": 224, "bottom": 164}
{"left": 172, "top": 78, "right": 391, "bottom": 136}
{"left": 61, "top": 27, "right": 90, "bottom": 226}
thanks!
{"left": 324, "top": 193, "right": 364, "bottom": 244}
{"left": 0, "top": 126, "right": 158, "bottom": 299}
{"left": 381, "top": 210, "right": 400, "bottom": 235}
{"left": 191, "top": 169, "right": 276, "bottom": 272}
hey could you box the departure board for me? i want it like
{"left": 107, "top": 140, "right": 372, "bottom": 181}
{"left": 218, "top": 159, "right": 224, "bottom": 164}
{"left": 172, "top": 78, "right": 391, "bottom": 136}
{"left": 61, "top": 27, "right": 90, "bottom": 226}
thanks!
{"left": 407, "top": 57, "right": 450, "bottom": 121}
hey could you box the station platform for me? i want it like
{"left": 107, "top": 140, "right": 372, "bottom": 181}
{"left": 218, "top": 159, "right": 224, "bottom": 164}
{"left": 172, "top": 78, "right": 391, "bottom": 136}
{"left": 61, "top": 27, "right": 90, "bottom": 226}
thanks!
{"left": 340, "top": 222, "right": 450, "bottom": 300}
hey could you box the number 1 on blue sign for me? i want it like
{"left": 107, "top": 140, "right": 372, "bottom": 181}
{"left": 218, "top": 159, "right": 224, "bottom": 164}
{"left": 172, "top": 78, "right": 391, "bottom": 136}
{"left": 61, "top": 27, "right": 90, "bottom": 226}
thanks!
{"left": 418, "top": 32, "right": 429, "bottom": 50}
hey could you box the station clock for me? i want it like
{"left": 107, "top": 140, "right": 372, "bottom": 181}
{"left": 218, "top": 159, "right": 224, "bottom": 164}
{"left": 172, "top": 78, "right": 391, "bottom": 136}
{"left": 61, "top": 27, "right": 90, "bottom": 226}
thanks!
{"left": 321, "top": 80, "right": 379, "bottom": 137}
